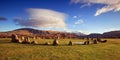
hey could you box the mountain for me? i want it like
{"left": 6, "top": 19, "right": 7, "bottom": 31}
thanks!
{"left": 74, "top": 32, "right": 86, "bottom": 36}
{"left": 1, "top": 28, "right": 120, "bottom": 38}
{"left": 86, "top": 30, "right": 120, "bottom": 38}
{"left": 102, "top": 31, "right": 120, "bottom": 38}
{"left": 86, "top": 33, "right": 102, "bottom": 38}
{"left": 0, "top": 28, "right": 85, "bottom": 39}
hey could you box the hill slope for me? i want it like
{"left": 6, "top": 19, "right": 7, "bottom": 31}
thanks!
{"left": 102, "top": 31, "right": 120, "bottom": 38}
{"left": 0, "top": 28, "right": 84, "bottom": 38}
{"left": 86, "top": 30, "right": 120, "bottom": 38}
{"left": 0, "top": 28, "right": 120, "bottom": 38}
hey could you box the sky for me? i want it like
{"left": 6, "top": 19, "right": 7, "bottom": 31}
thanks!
{"left": 0, "top": 0, "right": 120, "bottom": 34}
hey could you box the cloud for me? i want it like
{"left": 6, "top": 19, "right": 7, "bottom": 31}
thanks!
{"left": 80, "top": 3, "right": 91, "bottom": 8}
{"left": 63, "top": 28, "right": 73, "bottom": 32}
{"left": 71, "top": 0, "right": 120, "bottom": 16}
{"left": 72, "top": 15, "right": 82, "bottom": 18}
{"left": 0, "top": 17, "right": 7, "bottom": 21}
{"left": 75, "top": 19, "right": 84, "bottom": 24}
{"left": 73, "top": 16, "right": 78, "bottom": 18}
{"left": 104, "top": 28, "right": 120, "bottom": 32}
{"left": 95, "top": 3, "right": 120, "bottom": 16}
{"left": 77, "top": 30, "right": 90, "bottom": 35}
{"left": 15, "top": 8, "right": 67, "bottom": 28}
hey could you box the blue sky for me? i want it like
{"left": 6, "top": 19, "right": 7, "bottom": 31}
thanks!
{"left": 0, "top": 0, "right": 120, "bottom": 34}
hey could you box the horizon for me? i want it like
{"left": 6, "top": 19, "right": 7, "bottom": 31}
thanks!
{"left": 1, "top": 27, "right": 120, "bottom": 35}
{"left": 0, "top": 0, "right": 120, "bottom": 34}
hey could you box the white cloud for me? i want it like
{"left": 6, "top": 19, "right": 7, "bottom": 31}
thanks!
{"left": 73, "top": 16, "right": 78, "bottom": 18}
{"left": 15, "top": 8, "right": 67, "bottom": 28}
{"left": 70, "top": 0, "right": 81, "bottom": 4}
{"left": 104, "top": 28, "right": 120, "bottom": 32}
{"left": 63, "top": 28, "right": 73, "bottom": 32}
{"left": 95, "top": 3, "right": 120, "bottom": 16}
{"left": 71, "top": 0, "right": 120, "bottom": 16}
{"left": 77, "top": 30, "right": 90, "bottom": 35}
{"left": 80, "top": 3, "right": 91, "bottom": 8}
{"left": 75, "top": 19, "right": 84, "bottom": 24}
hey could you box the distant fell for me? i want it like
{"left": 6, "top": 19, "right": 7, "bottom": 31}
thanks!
{"left": 0, "top": 28, "right": 85, "bottom": 38}
{"left": 0, "top": 28, "right": 120, "bottom": 38}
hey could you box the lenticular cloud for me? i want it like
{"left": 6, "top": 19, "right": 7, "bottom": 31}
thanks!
{"left": 15, "top": 8, "right": 67, "bottom": 28}
{"left": 71, "top": 0, "right": 120, "bottom": 16}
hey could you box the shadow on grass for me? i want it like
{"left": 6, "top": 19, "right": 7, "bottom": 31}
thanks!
{"left": 0, "top": 39, "right": 88, "bottom": 46}
{"left": 0, "top": 40, "right": 11, "bottom": 44}
{"left": 0, "top": 40, "right": 72, "bottom": 46}
{"left": 20, "top": 43, "right": 71, "bottom": 46}
{"left": 19, "top": 43, "right": 87, "bottom": 47}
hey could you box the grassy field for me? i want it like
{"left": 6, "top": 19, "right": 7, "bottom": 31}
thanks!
{"left": 0, "top": 38, "right": 120, "bottom": 60}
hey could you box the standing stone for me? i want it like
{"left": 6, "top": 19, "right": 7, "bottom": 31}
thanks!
{"left": 68, "top": 41, "right": 72, "bottom": 45}
{"left": 83, "top": 40, "right": 90, "bottom": 45}
{"left": 86, "top": 37, "right": 90, "bottom": 45}
{"left": 52, "top": 39, "right": 59, "bottom": 46}
{"left": 22, "top": 37, "right": 27, "bottom": 44}
{"left": 18, "top": 39, "right": 22, "bottom": 43}
{"left": 44, "top": 42, "right": 50, "bottom": 45}
{"left": 11, "top": 34, "right": 19, "bottom": 43}
{"left": 93, "top": 39, "right": 97, "bottom": 44}
{"left": 31, "top": 40, "right": 38, "bottom": 44}
{"left": 86, "top": 40, "right": 89, "bottom": 45}
{"left": 11, "top": 34, "right": 16, "bottom": 42}
{"left": 83, "top": 41, "right": 87, "bottom": 45}
{"left": 21, "top": 36, "right": 25, "bottom": 41}
{"left": 22, "top": 37, "right": 31, "bottom": 44}
{"left": 101, "top": 40, "right": 107, "bottom": 43}
{"left": 26, "top": 37, "right": 31, "bottom": 44}
{"left": 96, "top": 38, "right": 101, "bottom": 42}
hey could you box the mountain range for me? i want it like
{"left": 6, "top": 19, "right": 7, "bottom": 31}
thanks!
{"left": 0, "top": 28, "right": 84, "bottom": 39}
{"left": 0, "top": 28, "right": 120, "bottom": 38}
{"left": 87, "top": 31, "right": 120, "bottom": 38}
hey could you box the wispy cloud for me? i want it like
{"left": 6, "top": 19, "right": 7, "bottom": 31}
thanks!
{"left": 14, "top": 8, "right": 67, "bottom": 28}
{"left": 75, "top": 19, "right": 84, "bottom": 24}
{"left": 71, "top": 0, "right": 120, "bottom": 16}
{"left": 63, "top": 28, "right": 73, "bottom": 32}
{"left": 73, "top": 16, "right": 78, "bottom": 18}
{"left": 104, "top": 28, "right": 120, "bottom": 32}
{"left": 80, "top": 3, "right": 91, "bottom": 8}
{"left": 0, "top": 17, "right": 7, "bottom": 21}
{"left": 72, "top": 15, "right": 82, "bottom": 18}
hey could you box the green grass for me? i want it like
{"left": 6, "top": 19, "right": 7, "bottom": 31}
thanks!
{"left": 0, "top": 38, "right": 120, "bottom": 60}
